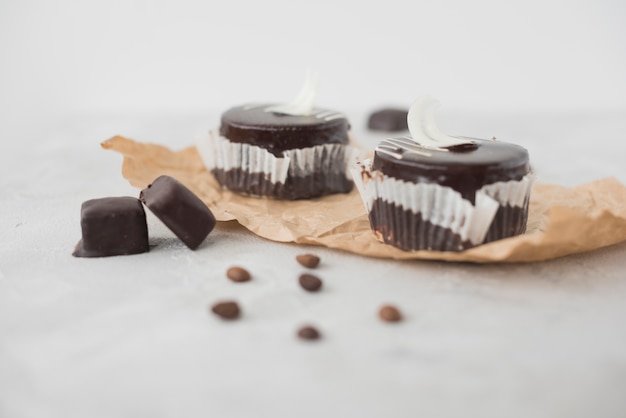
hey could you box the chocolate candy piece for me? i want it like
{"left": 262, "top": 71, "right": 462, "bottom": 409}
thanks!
{"left": 367, "top": 108, "right": 409, "bottom": 132}
{"left": 73, "top": 197, "right": 149, "bottom": 257}
{"left": 140, "top": 175, "right": 216, "bottom": 250}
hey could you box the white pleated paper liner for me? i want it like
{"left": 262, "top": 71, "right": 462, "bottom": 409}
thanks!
{"left": 481, "top": 173, "right": 534, "bottom": 243}
{"left": 197, "top": 130, "right": 356, "bottom": 199}
{"left": 351, "top": 159, "right": 534, "bottom": 251}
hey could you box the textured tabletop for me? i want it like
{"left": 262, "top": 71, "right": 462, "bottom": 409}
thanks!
{"left": 1, "top": 110, "right": 626, "bottom": 418}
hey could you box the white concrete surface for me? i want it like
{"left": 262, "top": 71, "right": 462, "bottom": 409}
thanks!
{"left": 1, "top": 109, "right": 625, "bottom": 418}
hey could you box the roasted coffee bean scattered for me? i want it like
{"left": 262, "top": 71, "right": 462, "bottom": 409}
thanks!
{"left": 296, "top": 254, "right": 320, "bottom": 269}
{"left": 226, "top": 266, "right": 251, "bottom": 283}
{"left": 211, "top": 301, "right": 240, "bottom": 319}
{"left": 379, "top": 304, "right": 402, "bottom": 322}
{"left": 297, "top": 325, "right": 321, "bottom": 340}
{"left": 299, "top": 273, "right": 323, "bottom": 292}
{"left": 367, "top": 108, "right": 409, "bottom": 132}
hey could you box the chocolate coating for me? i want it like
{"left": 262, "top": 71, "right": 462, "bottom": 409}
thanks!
{"left": 373, "top": 138, "right": 530, "bottom": 203}
{"left": 140, "top": 176, "right": 216, "bottom": 250}
{"left": 73, "top": 197, "right": 149, "bottom": 257}
{"left": 367, "top": 108, "right": 409, "bottom": 132}
{"left": 220, "top": 104, "right": 350, "bottom": 157}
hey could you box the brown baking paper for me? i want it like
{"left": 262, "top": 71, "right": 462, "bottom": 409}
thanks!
{"left": 102, "top": 135, "right": 626, "bottom": 263}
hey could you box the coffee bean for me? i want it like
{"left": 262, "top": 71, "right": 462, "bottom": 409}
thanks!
{"left": 226, "top": 266, "right": 251, "bottom": 283}
{"left": 211, "top": 301, "right": 240, "bottom": 319}
{"left": 297, "top": 325, "right": 321, "bottom": 340}
{"left": 299, "top": 273, "right": 322, "bottom": 292}
{"left": 296, "top": 254, "right": 320, "bottom": 269}
{"left": 379, "top": 304, "right": 402, "bottom": 322}
{"left": 367, "top": 108, "right": 408, "bottom": 132}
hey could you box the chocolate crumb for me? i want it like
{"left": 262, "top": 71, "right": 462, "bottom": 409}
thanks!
{"left": 211, "top": 301, "right": 240, "bottom": 320}
{"left": 296, "top": 254, "right": 320, "bottom": 269}
{"left": 299, "top": 273, "right": 323, "bottom": 292}
{"left": 297, "top": 325, "right": 321, "bottom": 340}
{"left": 379, "top": 305, "right": 402, "bottom": 322}
{"left": 226, "top": 266, "right": 251, "bottom": 283}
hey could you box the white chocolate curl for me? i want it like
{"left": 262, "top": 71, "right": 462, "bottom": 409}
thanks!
{"left": 407, "top": 97, "right": 475, "bottom": 149}
{"left": 266, "top": 70, "right": 318, "bottom": 116}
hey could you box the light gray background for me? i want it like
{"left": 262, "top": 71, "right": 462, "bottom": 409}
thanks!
{"left": 2, "top": 0, "right": 626, "bottom": 122}
{"left": 2, "top": 1, "right": 626, "bottom": 418}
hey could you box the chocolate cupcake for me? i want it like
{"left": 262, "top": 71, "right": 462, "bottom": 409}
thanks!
{"left": 353, "top": 98, "right": 533, "bottom": 252}
{"left": 198, "top": 74, "right": 354, "bottom": 200}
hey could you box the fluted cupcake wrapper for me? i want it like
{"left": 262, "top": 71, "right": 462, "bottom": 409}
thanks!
{"left": 351, "top": 159, "right": 534, "bottom": 251}
{"left": 198, "top": 131, "right": 290, "bottom": 184}
{"left": 197, "top": 130, "right": 356, "bottom": 199}
{"left": 481, "top": 174, "right": 534, "bottom": 242}
{"left": 481, "top": 174, "right": 534, "bottom": 208}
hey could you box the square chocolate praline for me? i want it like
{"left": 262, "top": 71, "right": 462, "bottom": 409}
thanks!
{"left": 139, "top": 176, "right": 216, "bottom": 250}
{"left": 73, "top": 197, "right": 149, "bottom": 257}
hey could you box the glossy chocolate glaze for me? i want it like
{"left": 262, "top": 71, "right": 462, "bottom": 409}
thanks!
{"left": 140, "top": 176, "right": 216, "bottom": 250}
{"left": 73, "top": 197, "right": 149, "bottom": 257}
{"left": 372, "top": 138, "right": 530, "bottom": 203}
{"left": 220, "top": 104, "right": 350, "bottom": 157}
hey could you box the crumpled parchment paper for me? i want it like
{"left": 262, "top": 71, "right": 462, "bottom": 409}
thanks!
{"left": 102, "top": 135, "right": 626, "bottom": 263}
